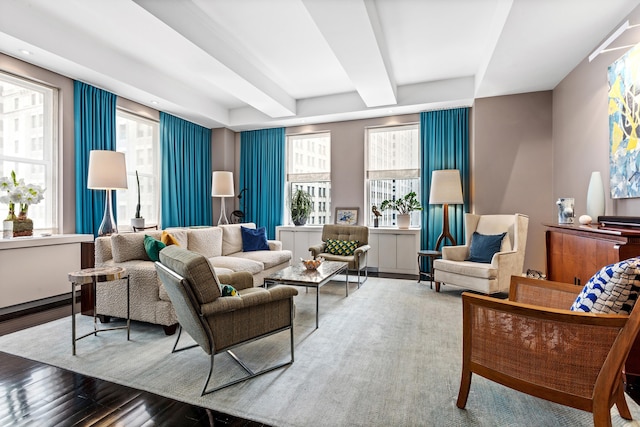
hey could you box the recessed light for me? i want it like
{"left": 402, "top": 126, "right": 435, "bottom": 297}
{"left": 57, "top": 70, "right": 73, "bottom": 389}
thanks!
{"left": 19, "top": 49, "right": 32, "bottom": 55}
{"left": 150, "top": 100, "right": 159, "bottom": 105}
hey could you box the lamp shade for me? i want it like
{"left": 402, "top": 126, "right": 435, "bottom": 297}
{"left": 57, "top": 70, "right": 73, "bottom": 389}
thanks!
{"left": 211, "top": 171, "right": 234, "bottom": 197}
{"left": 429, "top": 169, "right": 463, "bottom": 205}
{"left": 87, "top": 150, "right": 128, "bottom": 190}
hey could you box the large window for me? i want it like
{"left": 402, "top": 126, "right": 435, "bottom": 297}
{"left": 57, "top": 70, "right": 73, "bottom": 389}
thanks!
{"left": 0, "top": 72, "right": 58, "bottom": 233}
{"left": 286, "top": 132, "right": 331, "bottom": 225}
{"left": 115, "top": 110, "right": 159, "bottom": 229}
{"left": 366, "top": 124, "right": 420, "bottom": 227}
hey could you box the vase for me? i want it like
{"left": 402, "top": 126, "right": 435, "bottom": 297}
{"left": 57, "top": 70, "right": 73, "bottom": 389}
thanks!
{"left": 11, "top": 216, "right": 33, "bottom": 237}
{"left": 397, "top": 214, "right": 410, "bottom": 229}
{"left": 586, "top": 171, "right": 605, "bottom": 222}
{"left": 3, "top": 220, "right": 13, "bottom": 239}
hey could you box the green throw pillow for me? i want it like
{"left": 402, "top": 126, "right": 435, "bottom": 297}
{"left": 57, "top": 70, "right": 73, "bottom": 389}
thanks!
{"left": 144, "top": 234, "right": 166, "bottom": 262}
{"left": 325, "top": 239, "right": 359, "bottom": 256}
{"left": 221, "top": 284, "right": 239, "bottom": 297}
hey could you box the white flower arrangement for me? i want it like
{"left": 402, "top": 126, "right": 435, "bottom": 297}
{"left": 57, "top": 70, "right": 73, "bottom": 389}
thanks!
{"left": 0, "top": 171, "right": 45, "bottom": 220}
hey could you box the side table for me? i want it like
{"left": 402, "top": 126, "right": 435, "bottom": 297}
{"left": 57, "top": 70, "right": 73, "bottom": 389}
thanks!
{"left": 68, "top": 266, "right": 130, "bottom": 355}
{"left": 417, "top": 250, "right": 441, "bottom": 288}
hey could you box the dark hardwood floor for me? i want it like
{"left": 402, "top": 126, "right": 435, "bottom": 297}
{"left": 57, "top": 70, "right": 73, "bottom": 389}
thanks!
{"left": 0, "top": 305, "right": 267, "bottom": 427}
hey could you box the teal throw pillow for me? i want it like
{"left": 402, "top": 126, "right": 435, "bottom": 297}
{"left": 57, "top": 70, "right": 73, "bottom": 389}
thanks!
{"left": 221, "top": 284, "right": 239, "bottom": 297}
{"left": 466, "top": 232, "right": 506, "bottom": 263}
{"left": 325, "top": 239, "right": 359, "bottom": 256}
{"left": 144, "top": 234, "right": 166, "bottom": 262}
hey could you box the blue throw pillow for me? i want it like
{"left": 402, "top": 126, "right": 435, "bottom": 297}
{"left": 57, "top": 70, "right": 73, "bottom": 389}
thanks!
{"left": 241, "top": 226, "right": 270, "bottom": 252}
{"left": 466, "top": 232, "right": 506, "bottom": 263}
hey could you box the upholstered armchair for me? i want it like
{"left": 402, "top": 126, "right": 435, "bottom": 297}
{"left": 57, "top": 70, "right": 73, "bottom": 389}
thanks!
{"left": 155, "top": 245, "right": 298, "bottom": 395}
{"left": 457, "top": 275, "right": 640, "bottom": 426}
{"left": 309, "top": 224, "right": 370, "bottom": 286}
{"left": 433, "top": 213, "right": 528, "bottom": 294}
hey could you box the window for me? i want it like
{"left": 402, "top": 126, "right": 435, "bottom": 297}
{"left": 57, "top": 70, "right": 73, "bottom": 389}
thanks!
{"left": 115, "top": 110, "right": 159, "bottom": 229}
{"left": 286, "top": 132, "right": 331, "bottom": 225}
{"left": 366, "top": 124, "right": 420, "bottom": 227}
{"left": 0, "top": 72, "right": 58, "bottom": 232}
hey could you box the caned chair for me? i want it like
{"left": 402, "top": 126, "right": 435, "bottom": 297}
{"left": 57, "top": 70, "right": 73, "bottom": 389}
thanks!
{"left": 155, "top": 245, "right": 298, "bottom": 395}
{"left": 457, "top": 275, "right": 640, "bottom": 426}
{"left": 309, "top": 224, "right": 370, "bottom": 286}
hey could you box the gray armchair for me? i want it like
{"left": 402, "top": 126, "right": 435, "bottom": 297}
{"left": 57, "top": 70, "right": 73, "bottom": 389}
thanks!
{"left": 309, "top": 224, "right": 370, "bottom": 286}
{"left": 155, "top": 245, "right": 298, "bottom": 395}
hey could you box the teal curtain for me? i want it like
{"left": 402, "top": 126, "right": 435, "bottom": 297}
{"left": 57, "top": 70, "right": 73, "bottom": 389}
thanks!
{"left": 420, "top": 108, "right": 470, "bottom": 251}
{"left": 74, "top": 81, "right": 117, "bottom": 236}
{"left": 239, "top": 128, "right": 285, "bottom": 239}
{"left": 160, "top": 112, "right": 212, "bottom": 228}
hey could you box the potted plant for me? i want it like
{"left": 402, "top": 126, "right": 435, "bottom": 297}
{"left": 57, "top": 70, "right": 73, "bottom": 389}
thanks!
{"left": 291, "top": 189, "right": 312, "bottom": 226}
{"left": 131, "top": 170, "right": 145, "bottom": 229}
{"left": 379, "top": 191, "right": 423, "bottom": 229}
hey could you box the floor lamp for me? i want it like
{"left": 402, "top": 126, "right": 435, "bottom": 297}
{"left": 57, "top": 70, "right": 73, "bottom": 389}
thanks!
{"left": 212, "top": 171, "right": 234, "bottom": 225}
{"left": 429, "top": 169, "right": 463, "bottom": 251}
{"left": 87, "top": 150, "right": 128, "bottom": 236}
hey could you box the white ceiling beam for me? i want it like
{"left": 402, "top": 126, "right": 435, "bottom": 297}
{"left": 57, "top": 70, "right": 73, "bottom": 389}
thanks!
{"left": 134, "top": 0, "right": 296, "bottom": 119}
{"left": 302, "top": 0, "right": 397, "bottom": 108}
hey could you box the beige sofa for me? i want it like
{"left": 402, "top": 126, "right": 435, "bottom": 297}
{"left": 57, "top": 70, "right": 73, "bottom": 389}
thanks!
{"left": 94, "top": 223, "right": 291, "bottom": 333}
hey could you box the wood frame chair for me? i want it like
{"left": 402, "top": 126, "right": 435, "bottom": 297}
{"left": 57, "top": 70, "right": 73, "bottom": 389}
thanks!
{"left": 457, "top": 276, "right": 640, "bottom": 427}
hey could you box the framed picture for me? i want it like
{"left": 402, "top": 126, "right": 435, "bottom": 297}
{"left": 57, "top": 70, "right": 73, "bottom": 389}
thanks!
{"left": 335, "top": 207, "right": 359, "bottom": 225}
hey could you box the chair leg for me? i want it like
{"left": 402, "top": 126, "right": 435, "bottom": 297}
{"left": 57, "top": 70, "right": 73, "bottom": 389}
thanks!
{"left": 201, "top": 351, "right": 215, "bottom": 396}
{"left": 456, "top": 369, "right": 472, "bottom": 409}
{"left": 592, "top": 398, "right": 614, "bottom": 427}
{"left": 615, "top": 377, "right": 632, "bottom": 420}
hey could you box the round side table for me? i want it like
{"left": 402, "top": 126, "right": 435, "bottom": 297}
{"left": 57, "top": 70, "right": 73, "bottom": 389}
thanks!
{"left": 68, "top": 266, "right": 130, "bottom": 355}
{"left": 417, "top": 250, "right": 441, "bottom": 289}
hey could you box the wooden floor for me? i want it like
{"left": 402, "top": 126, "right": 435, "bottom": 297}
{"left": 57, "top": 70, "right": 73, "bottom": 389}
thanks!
{"left": 0, "top": 305, "right": 267, "bottom": 427}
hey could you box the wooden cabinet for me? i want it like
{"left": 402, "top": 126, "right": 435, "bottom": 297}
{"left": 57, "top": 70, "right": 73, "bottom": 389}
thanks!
{"left": 545, "top": 224, "right": 640, "bottom": 286}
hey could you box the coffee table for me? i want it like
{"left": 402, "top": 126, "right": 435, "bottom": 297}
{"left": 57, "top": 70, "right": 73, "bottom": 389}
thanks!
{"left": 264, "top": 261, "right": 348, "bottom": 329}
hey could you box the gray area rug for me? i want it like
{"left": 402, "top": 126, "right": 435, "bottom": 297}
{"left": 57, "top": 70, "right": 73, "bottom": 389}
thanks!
{"left": 1, "top": 277, "right": 640, "bottom": 427}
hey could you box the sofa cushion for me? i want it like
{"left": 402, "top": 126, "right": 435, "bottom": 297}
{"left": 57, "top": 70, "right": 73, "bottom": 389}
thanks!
{"left": 433, "top": 258, "right": 498, "bottom": 279}
{"left": 241, "top": 226, "right": 269, "bottom": 252}
{"left": 208, "top": 255, "right": 264, "bottom": 275}
{"left": 466, "top": 232, "right": 507, "bottom": 263}
{"left": 187, "top": 227, "right": 223, "bottom": 258}
{"left": 221, "top": 223, "right": 255, "bottom": 255}
{"left": 161, "top": 231, "right": 181, "bottom": 246}
{"left": 570, "top": 257, "right": 640, "bottom": 314}
{"left": 326, "top": 239, "right": 359, "bottom": 256}
{"left": 144, "top": 235, "right": 166, "bottom": 262}
{"left": 112, "top": 231, "right": 162, "bottom": 263}
{"left": 233, "top": 250, "right": 292, "bottom": 269}
{"left": 159, "top": 245, "right": 222, "bottom": 304}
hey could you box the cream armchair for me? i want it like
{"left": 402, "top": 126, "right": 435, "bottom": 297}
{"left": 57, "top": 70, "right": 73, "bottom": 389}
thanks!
{"left": 309, "top": 224, "right": 370, "bottom": 286}
{"left": 433, "top": 213, "right": 528, "bottom": 294}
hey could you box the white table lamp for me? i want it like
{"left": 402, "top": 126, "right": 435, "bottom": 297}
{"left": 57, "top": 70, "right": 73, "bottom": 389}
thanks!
{"left": 88, "top": 150, "right": 128, "bottom": 236}
{"left": 212, "top": 171, "right": 234, "bottom": 225}
{"left": 429, "top": 169, "right": 464, "bottom": 250}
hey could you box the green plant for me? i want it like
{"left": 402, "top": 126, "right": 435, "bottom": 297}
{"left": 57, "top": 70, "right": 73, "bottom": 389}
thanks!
{"left": 291, "top": 189, "right": 312, "bottom": 224}
{"left": 134, "top": 170, "right": 142, "bottom": 219}
{"left": 379, "top": 191, "right": 423, "bottom": 215}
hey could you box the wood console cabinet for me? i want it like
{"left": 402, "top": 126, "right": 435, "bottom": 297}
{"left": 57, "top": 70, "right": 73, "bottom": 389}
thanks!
{"left": 545, "top": 223, "right": 640, "bottom": 286}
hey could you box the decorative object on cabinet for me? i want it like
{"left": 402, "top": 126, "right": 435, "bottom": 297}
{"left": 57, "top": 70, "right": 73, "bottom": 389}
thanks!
{"left": 586, "top": 171, "right": 606, "bottom": 220}
{"left": 556, "top": 197, "right": 574, "bottom": 224}
{"left": 87, "top": 150, "right": 128, "bottom": 236}
{"left": 211, "top": 171, "right": 234, "bottom": 225}
{"left": 291, "top": 188, "right": 312, "bottom": 226}
{"left": 131, "top": 170, "right": 145, "bottom": 230}
{"left": 335, "top": 207, "right": 359, "bottom": 225}
{"left": 579, "top": 215, "right": 593, "bottom": 225}
{"left": 429, "top": 170, "right": 463, "bottom": 248}
{"left": 433, "top": 213, "right": 529, "bottom": 294}
{"left": 608, "top": 43, "right": 640, "bottom": 199}
{"left": 371, "top": 205, "right": 381, "bottom": 228}
{"left": 380, "top": 191, "right": 422, "bottom": 229}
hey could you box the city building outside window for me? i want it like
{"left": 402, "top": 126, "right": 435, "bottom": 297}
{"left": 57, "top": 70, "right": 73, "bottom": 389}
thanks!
{"left": 366, "top": 124, "right": 420, "bottom": 227}
{"left": 115, "top": 110, "right": 159, "bottom": 229}
{"left": 0, "top": 72, "right": 58, "bottom": 233}
{"left": 286, "top": 132, "right": 331, "bottom": 225}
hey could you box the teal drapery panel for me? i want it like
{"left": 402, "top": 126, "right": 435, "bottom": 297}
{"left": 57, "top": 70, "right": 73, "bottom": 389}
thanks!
{"left": 420, "top": 108, "right": 470, "bottom": 251}
{"left": 160, "top": 112, "right": 212, "bottom": 228}
{"left": 74, "top": 81, "right": 117, "bottom": 236}
{"left": 239, "top": 128, "right": 285, "bottom": 240}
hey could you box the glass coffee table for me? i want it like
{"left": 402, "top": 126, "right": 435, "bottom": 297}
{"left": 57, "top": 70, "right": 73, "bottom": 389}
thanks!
{"left": 264, "top": 261, "right": 348, "bottom": 329}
